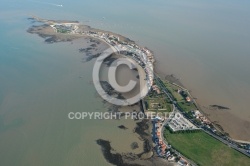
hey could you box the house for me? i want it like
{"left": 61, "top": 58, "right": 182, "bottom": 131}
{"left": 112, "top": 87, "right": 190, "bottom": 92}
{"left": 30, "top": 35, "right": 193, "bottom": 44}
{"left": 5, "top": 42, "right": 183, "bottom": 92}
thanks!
{"left": 186, "top": 97, "right": 191, "bottom": 102}
{"left": 194, "top": 110, "right": 201, "bottom": 117}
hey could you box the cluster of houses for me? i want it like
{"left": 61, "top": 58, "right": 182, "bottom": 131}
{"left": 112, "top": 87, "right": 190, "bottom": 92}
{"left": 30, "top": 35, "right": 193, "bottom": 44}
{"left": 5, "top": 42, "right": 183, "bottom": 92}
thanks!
{"left": 152, "top": 117, "right": 192, "bottom": 166}
{"left": 47, "top": 19, "right": 250, "bottom": 163}
{"left": 83, "top": 30, "right": 155, "bottom": 90}
{"left": 192, "top": 110, "right": 211, "bottom": 125}
{"left": 153, "top": 118, "right": 171, "bottom": 158}
{"left": 50, "top": 22, "right": 155, "bottom": 91}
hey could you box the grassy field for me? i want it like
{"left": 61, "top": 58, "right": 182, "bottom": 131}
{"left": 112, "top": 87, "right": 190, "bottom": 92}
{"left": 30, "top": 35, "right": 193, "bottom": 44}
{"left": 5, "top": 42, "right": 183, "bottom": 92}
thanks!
{"left": 163, "top": 81, "right": 198, "bottom": 112}
{"left": 145, "top": 96, "right": 172, "bottom": 112}
{"left": 164, "top": 81, "right": 183, "bottom": 101}
{"left": 177, "top": 101, "right": 197, "bottom": 112}
{"left": 144, "top": 83, "right": 174, "bottom": 113}
{"left": 164, "top": 129, "right": 250, "bottom": 166}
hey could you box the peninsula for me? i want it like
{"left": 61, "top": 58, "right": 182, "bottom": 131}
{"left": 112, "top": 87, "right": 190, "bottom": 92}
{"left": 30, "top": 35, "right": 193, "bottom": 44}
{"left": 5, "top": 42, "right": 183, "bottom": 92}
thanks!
{"left": 27, "top": 16, "right": 250, "bottom": 166}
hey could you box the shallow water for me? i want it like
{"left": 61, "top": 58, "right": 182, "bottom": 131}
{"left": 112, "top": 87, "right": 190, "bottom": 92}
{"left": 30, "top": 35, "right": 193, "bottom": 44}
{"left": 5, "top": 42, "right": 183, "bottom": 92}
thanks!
{"left": 1, "top": 0, "right": 250, "bottom": 165}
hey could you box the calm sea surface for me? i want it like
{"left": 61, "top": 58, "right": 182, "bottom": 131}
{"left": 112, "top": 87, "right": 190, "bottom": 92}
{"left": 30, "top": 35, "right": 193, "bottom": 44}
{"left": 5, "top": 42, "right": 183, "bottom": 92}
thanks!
{"left": 1, "top": 0, "right": 250, "bottom": 165}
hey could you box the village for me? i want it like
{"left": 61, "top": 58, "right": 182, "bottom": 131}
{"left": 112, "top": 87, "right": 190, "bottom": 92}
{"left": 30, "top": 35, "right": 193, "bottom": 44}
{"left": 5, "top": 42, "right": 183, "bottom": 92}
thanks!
{"left": 49, "top": 21, "right": 250, "bottom": 165}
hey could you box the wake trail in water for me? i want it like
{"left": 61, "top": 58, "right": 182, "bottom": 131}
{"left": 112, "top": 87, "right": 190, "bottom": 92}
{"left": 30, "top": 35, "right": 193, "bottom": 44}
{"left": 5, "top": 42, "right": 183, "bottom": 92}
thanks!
{"left": 30, "top": 0, "right": 63, "bottom": 7}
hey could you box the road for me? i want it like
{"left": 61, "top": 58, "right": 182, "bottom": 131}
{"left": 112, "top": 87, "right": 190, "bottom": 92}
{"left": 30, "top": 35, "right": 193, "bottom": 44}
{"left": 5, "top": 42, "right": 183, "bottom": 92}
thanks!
{"left": 90, "top": 33, "right": 250, "bottom": 158}
{"left": 159, "top": 111, "right": 198, "bottom": 166}
{"left": 154, "top": 74, "right": 250, "bottom": 158}
{"left": 202, "top": 128, "right": 250, "bottom": 157}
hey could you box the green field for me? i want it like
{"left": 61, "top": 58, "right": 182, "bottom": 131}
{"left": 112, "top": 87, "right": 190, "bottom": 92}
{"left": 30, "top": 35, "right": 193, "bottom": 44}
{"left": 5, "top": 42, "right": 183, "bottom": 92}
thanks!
{"left": 145, "top": 96, "right": 172, "bottom": 113}
{"left": 164, "top": 129, "right": 250, "bottom": 166}
{"left": 163, "top": 81, "right": 198, "bottom": 112}
{"left": 164, "top": 81, "right": 183, "bottom": 101}
{"left": 177, "top": 101, "right": 197, "bottom": 112}
{"left": 145, "top": 89, "right": 172, "bottom": 112}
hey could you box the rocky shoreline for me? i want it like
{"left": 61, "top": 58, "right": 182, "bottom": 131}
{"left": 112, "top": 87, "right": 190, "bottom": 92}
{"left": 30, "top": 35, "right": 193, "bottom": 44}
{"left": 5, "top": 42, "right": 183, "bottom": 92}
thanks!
{"left": 96, "top": 118, "right": 173, "bottom": 166}
{"left": 26, "top": 16, "right": 177, "bottom": 166}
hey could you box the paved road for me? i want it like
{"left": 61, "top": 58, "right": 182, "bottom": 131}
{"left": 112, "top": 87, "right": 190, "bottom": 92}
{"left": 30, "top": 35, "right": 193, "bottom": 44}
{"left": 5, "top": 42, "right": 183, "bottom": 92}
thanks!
{"left": 160, "top": 117, "right": 198, "bottom": 166}
{"left": 202, "top": 129, "right": 250, "bottom": 157}
{"left": 154, "top": 75, "right": 250, "bottom": 158}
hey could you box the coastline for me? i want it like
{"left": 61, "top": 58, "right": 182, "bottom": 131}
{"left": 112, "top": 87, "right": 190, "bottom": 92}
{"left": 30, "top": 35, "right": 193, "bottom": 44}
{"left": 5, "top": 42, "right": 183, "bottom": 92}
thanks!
{"left": 155, "top": 67, "right": 250, "bottom": 142}
{"left": 27, "top": 16, "right": 135, "bottom": 44}
{"left": 27, "top": 17, "right": 170, "bottom": 165}
{"left": 27, "top": 17, "right": 176, "bottom": 165}
{"left": 26, "top": 16, "right": 250, "bottom": 164}
{"left": 96, "top": 119, "right": 174, "bottom": 166}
